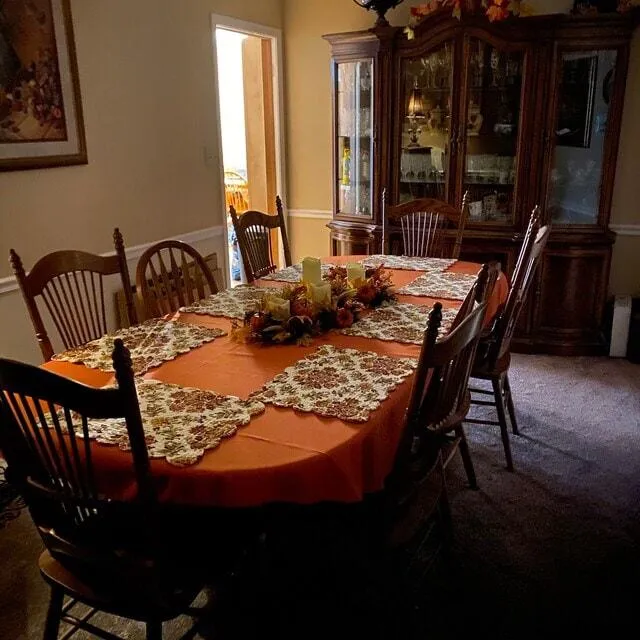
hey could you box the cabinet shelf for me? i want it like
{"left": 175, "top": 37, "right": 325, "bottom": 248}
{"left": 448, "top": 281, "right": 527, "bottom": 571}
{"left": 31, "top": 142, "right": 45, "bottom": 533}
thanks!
{"left": 464, "top": 181, "right": 515, "bottom": 187}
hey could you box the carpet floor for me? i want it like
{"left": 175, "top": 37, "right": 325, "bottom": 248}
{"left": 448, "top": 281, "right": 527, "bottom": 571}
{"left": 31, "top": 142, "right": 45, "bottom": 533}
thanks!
{"left": 0, "top": 354, "right": 638, "bottom": 639}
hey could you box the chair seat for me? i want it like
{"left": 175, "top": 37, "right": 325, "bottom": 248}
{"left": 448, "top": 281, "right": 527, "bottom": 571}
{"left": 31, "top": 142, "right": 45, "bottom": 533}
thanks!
{"left": 39, "top": 551, "right": 204, "bottom": 623}
{"left": 472, "top": 349, "right": 511, "bottom": 379}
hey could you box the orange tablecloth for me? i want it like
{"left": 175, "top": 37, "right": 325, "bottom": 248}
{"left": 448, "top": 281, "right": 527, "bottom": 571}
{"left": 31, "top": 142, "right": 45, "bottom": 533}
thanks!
{"left": 43, "top": 257, "right": 507, "bottom": 508}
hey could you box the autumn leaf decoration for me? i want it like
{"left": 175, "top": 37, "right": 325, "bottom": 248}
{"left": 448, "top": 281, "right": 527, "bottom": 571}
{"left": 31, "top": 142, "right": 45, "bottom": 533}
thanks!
{"left": 405, "top": 1, "right": 532, "bottom": 39}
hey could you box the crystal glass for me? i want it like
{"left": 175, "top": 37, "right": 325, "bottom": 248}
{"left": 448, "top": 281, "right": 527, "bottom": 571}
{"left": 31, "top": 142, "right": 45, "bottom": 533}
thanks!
{"left": 547, "top": 49, "right": 617, "bottom": 225}
{"left": 398, "top": 42, "right": 453, "bottom": 203}
{"left": 336, "top": 59, "right": 374, "bottom": 217}
{"left": 463, "top": 39, "right": 524, "bottom": 225}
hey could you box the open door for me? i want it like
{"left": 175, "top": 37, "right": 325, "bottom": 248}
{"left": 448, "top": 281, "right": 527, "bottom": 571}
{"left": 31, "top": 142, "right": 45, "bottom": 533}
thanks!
{"left": 214, "top": 20, "right": 283, "bottom": 285}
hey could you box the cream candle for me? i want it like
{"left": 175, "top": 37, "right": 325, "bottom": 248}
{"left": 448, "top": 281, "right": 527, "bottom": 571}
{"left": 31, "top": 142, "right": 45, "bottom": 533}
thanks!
{"left": 302, "top": 256, "right": 322, "bottom": 285}
{"left": 309, "top": 282, "right": 332, "bottom": 308}
{"left": 266, "top": 297, "right": 291, "bottom": 321}
{"left": 346, "top": 263, "right": 366, "bottom": 287}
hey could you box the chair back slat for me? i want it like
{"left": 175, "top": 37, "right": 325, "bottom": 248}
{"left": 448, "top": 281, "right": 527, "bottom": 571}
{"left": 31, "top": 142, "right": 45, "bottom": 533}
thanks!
{"left": 383, "top": 191, "right": 469, "bottom": 259}
{"left": 180, "top": 250, "right": 194, "bottom": 306}
{"left": 489, "top": 214, "right": 550, "bottom": 364}
{"left": 511, "top": 206, "right": 541, "bottom": 293}
{"left": 10, "top": 229, "right": 138, "bottom": 361}
{"left": 230, "top": 195, "right": 292, "bottom": 283}
{"left": 0, "top": 340, "right": 154, "bottom": 552}
{"left": 136, "top": 240, "right": 219, "bottom": 319}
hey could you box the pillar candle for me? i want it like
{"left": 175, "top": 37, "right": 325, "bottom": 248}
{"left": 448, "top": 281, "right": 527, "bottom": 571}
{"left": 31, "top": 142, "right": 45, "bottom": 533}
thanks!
{"left": 346, "top": 263, "right": 366, "bottom": 287}
{"left": 302, "top": 256, "right": 322, "bottom": 285}
{"left": 309, "top": 282, "right": 332, "bottom": 308}
{"left": 266, "top": 297, "right": 291, "bottom": 321}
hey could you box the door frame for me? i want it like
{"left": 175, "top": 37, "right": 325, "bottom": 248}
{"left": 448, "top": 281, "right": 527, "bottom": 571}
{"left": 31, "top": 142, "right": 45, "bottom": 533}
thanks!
{"left": 210, "top": 14, "right": 288, "bottom": 285}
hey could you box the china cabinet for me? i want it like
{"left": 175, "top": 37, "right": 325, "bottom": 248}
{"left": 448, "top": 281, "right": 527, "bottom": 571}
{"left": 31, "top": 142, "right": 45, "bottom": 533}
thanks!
{"left": 324, "top": 11, "right": 638, "bottom": 355}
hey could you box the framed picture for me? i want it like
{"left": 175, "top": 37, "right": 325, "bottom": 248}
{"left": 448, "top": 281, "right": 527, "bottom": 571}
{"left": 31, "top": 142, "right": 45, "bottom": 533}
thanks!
{"left": 0, "top": 0, "right": 87, "bottom": 171}
{"left": 556, "top": 53, "right": 598, "bottom": 149}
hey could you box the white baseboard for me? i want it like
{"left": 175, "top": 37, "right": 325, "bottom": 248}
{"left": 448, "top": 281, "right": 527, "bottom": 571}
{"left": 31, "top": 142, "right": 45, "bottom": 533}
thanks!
{"left": 610, "top": 224, "right": 640, "bottom": 237}
{"left": 0, "top": 225, "right": 226, "bottom": 296}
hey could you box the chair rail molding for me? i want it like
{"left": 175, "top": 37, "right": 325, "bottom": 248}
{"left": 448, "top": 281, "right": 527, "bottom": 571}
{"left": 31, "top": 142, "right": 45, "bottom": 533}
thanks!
{"left": 0, "top": 225, "right": 225, "bottom": 296}
{"left": 288, "top": 209, "right": 333, "bottom": 220}
{"left": 610, "top": 224, "right": 640, "bottom": 236}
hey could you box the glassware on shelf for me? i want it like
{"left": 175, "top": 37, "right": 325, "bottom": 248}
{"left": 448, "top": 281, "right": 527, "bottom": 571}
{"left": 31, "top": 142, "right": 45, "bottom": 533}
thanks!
{"left": 467, "top": 101, "right": 483, "bottom": 136}
{"left": 490, "top": 48, "right": 501, "bottom": 86}
{"left": 400, "top": 42, "right": 453, "bottom": 199}
{"left": 462, "top": 39, "right": 524, "bottom": 225}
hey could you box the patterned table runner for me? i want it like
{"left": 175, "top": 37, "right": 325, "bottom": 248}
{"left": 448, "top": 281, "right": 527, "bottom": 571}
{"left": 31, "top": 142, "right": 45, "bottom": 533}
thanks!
{"left": 339, "top": 303, "right": 459, "bottom": 345}
{"left": 262, "top": 263, "right": 334, "bottom": 283}
{"left": 398, "top": 271, "right": 477, "bottom": 301}
{"left": 73, "top": 379, "right": 265, "bottom": 466}
{"left": 251, "top": 345, "right": 417, "bottom": 423}
{"left": 52, "top": 319, "right": 225, "bottom": 375}
{"left": 361, "top": 255, "right": 457, "bottom": 272}
{"left": 180, "top": 285, "right": 270, "bottom": 319}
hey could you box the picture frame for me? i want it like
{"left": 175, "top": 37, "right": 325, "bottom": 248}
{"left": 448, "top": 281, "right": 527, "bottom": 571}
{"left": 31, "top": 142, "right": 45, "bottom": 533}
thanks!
{"left": 0, "top": 0, "right": 87, "bottom": 172}
{"left": 556, "top": 53, "right": 598, "bottom": 149}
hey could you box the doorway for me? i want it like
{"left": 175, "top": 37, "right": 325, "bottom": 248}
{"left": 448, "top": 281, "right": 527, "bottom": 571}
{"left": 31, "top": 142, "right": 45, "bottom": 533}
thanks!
{"left": 212, "top": 16, "right": 285, "bottom": 285}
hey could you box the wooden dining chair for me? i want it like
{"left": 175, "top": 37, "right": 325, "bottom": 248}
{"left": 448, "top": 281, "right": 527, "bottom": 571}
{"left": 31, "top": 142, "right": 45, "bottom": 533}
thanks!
{"left": 407, "top": 261, "right": 499, "bottom": 488}
{"left": 9, "top": 229, "right": 138, "bottom": 362}
{"left": 382, "top": 190, "right": 470, "bottom": 258}
{"left": 381, "top": 296, "right": 490, "bottom": 568}
{"left": 0, "top": 340, "right": 210, "bottom": 640}
{"left": 466, "top": 211, "right": 551, "bottom": 471}
{"left": 229, "top": 195, "right": 292, "bottom": 282}
{"left": 136, "top": 240, "right": 219, "bottom": 319}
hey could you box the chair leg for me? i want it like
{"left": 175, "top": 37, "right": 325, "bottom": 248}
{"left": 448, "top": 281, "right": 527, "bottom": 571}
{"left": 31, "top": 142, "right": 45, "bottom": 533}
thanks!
{"left": 42, "top": 587, "right": 64, "bottom": 640}
{"left": 454, "top": 424, "right": 478, "bottom": 490}
{"left": 503, "top": 373, "right": 519, "bottom": 435}
{"left": 146, "top": 621, "right": 162, "bottom": 640}
{"left": 492, "top": 376, "right": 514, "bottom": 472}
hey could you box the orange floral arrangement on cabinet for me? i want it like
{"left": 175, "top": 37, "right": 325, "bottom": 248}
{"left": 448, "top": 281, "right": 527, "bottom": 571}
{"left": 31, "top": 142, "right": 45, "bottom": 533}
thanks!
{"left": 409, "top": 1, "right": 531, "bottom": 23}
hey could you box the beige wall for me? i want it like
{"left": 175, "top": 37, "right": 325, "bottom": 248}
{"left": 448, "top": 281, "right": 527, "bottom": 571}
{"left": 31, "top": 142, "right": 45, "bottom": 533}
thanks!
{"left": 0, "top": 0, "right": 283, "bottom": 362}
{"left": 0, "top": 0, "right": 283, "bottom": 275}
{"left": 289, "top": 215, "right": 332, "bottom": 262}
{"left": 283, "top": 0, "right": 640, "bottom": 296}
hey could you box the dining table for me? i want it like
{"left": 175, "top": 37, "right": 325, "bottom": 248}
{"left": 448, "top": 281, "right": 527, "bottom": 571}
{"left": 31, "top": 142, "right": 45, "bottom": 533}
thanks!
{"left": 43, "top": 256, "right": 508, "bottom": 509}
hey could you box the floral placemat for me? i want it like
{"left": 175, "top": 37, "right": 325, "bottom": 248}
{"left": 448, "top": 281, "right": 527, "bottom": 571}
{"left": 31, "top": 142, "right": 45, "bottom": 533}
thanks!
{"left": 398, "top": 271, "right": 477, "bottom": 301}
{"left": 339, "top": 303, "right": 459, "bottom": 345}
{"left": 74, "top": 379, "right": 265, "bottom": 466}
{"left": 52, "top": 319, "right": 225, "bottom": 375}
{"left": 180, "top": 285, "right": 271, "bottom": 319}
{"left": 361, "top": 255, "right": 457, "bottom": 272}
{"left": 251, "top": 345, "right": 417, "bottom": 423}
{"left": 262, "top": 263, "right": 335, "bottom": 283}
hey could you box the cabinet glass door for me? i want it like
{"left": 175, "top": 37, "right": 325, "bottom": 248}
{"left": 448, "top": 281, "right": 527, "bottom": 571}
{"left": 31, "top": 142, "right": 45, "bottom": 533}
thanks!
{"left": 398, "top": 42, "right": 454, "bottom": 202}
{"left": 335, "top": 59, "right": 374, "bottom": 217}
{"left": 462, "top": 39, "right": 525, "bottom": 226}
{"left": 547, "top": 49, "right": 617, "bottom": 226}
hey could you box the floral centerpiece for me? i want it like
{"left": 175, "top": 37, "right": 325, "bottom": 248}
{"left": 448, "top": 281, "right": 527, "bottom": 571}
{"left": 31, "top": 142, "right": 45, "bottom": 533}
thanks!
{"left": 231, "top": 265, "right": 396, "bottom": 345}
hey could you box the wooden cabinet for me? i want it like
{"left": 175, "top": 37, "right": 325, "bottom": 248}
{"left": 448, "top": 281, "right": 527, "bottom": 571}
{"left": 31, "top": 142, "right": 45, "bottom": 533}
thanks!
{"left": 324, "top": 12, "right": 637, "bottom": 355}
